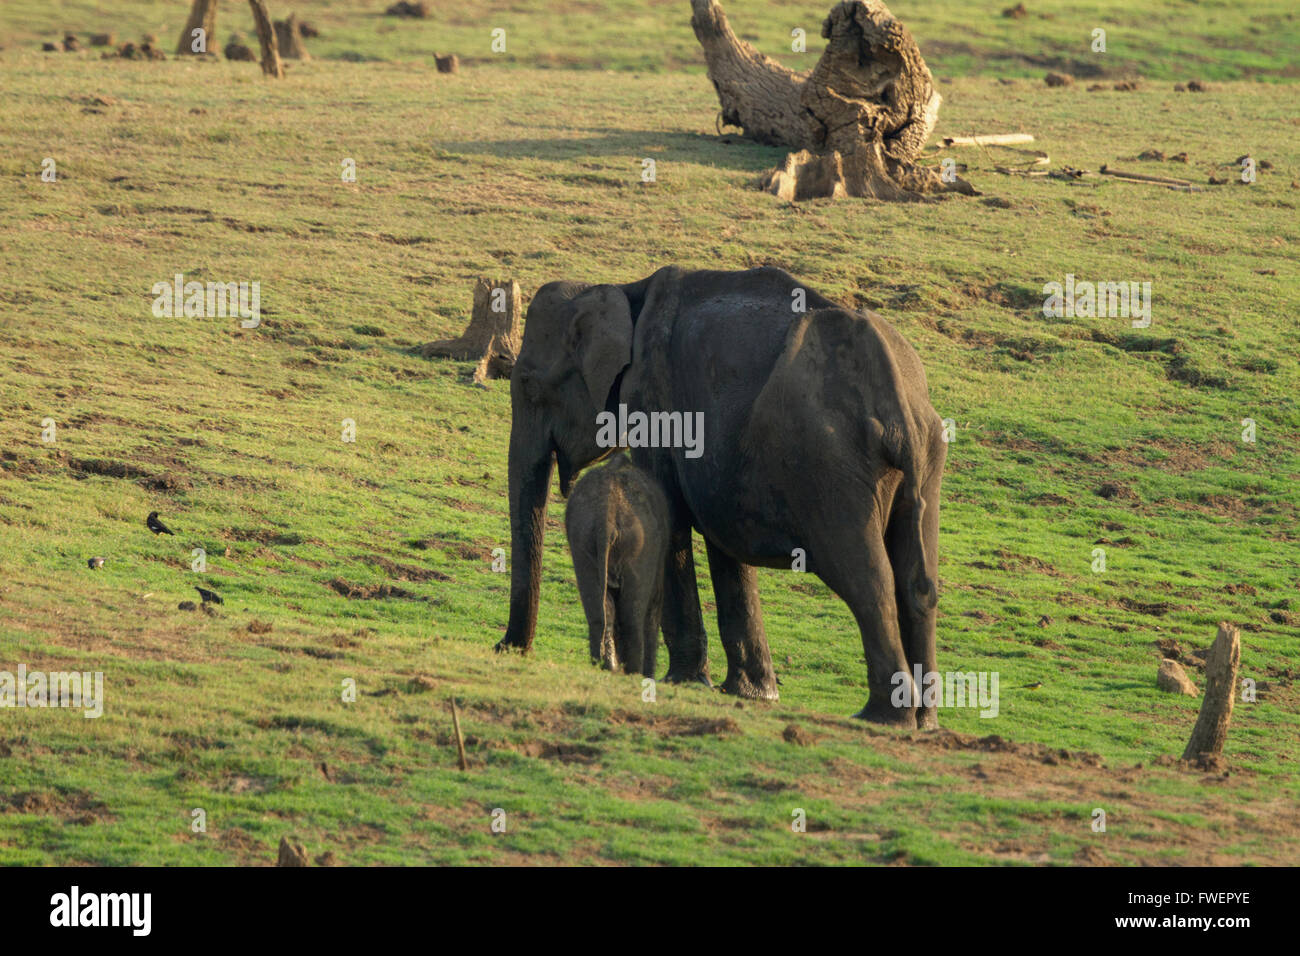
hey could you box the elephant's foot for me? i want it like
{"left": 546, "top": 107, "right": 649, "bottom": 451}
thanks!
{"left": 721, "top": 670, "right": 779, "bottom": 701}
{"left": 494, "top": 636, "right": 530, "bottom": 655}
{"left": 917, "top": 708, "right": 939, "bottom": 731}
{"left": 852, "top": 698, "right": 919, "bottom": 728}
{"left": 662, "top": 667, "right": 713, "bottom": 688}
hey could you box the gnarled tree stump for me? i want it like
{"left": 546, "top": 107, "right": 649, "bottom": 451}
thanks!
{"left": 418, "top": 279, "right": 522, "bottom": 383}
{"left": 691, "top": 0, "right": 973, "bottom": 200}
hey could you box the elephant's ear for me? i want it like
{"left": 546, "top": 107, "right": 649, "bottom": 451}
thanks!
{"left": 565, "top": 285, "right": 633, "bottom": 408}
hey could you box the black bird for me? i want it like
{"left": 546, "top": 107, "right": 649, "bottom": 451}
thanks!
{"left": 146, "top": 512, "right": 174, "bottom": 535}
{"left": 195, "top": 586, "right": 223, "bottom": 605}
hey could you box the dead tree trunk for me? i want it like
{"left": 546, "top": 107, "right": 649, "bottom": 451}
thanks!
{"left": 247, "top": 0, "right": 284, "bottom": 78}
{"left": 177, "top": 0, "right": 219, "bottom": 56}
{"left": 689, "top": 0, "right": 807, "bottom": 147}
{"left": 1182, "top": 623, "right": 1241, "bottom": 767}
{"left": 417, "top": 279, "right": 522, "bottom": 382}
{"left": 691, "top": 0, "right": 972, "bottom": 200}
{"left": 274, "top": 13, "right": 310, "bottom": 60}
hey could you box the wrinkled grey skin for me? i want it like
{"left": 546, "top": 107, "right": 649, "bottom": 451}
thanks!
{"left": 497, "top": 266, "right": 945, "bottom": 727}
{"left": 564, "top": 455, "right": 669, "bottom": 677}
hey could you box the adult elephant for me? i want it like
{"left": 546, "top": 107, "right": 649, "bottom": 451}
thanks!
{"left": 496, "top": 266, "right": 946, "bottom": 727}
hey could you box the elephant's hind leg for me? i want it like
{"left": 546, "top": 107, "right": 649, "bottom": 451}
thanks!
{"left": 886, "top": 467, "right": 942, "bottom": 729}
{"left": 642, "top": 582, "right": 663, "bottom": 680}
{"left": 575, "top": 547, "right": 617, "bottom": 669}
{"left": 816, "top": 514, "right": 917, "bottom": 727}
{"left": 614, "top": 589, "right": 648, "bottom": 677}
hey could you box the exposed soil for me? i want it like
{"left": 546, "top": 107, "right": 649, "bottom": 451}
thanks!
{"left": 325, "top": 578, "right": 422, "bottom": 600}
{"left": 611, "top": 711, "right": 743, "bottom": 737}
{"left": 4, "top": 790, "right": 115, "bottom": 825}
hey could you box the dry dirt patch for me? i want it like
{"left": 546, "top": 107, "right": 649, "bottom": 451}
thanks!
{"left": 611, "top": 711, "right": 742, "bottom": 737}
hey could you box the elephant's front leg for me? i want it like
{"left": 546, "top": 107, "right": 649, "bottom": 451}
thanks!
{"left": 660, "top": 524, "right": 711, "bottom": 686}
{"left": 705, "top": 541, "right": 779, "bottom": 701}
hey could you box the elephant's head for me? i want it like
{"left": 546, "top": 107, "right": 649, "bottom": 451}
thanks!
{"left": 499, "top": 281, "right": 635, "bottom": 652}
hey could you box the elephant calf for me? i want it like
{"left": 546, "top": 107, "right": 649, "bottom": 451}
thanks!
{"left": 564, "top": 455, "right": 669, "bottom": 677}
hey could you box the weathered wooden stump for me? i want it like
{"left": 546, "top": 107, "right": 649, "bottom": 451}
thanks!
{"left": 691, "top": 0, "right": 972, "bottom": 200}
{"left": 247, "top": 0, "right": 283, "bottom": 78}
{"left": 417, "top": 279, "right": 522, "bottom": 382}
{"left": 1182, "top": 623, "right": 1241, "bottom": 767}
{"left": 276, "top": 835, "right": 309, "bottom": 867}
{"left": 274, "top": 13, "right": 311, "bottom": 60}
{"left": 177, "top": 0, "right": 218, "bottom": 55}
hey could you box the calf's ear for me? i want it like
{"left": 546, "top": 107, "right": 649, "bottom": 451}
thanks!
{"left": 565, "top": 285, "right": 633, "bottom": 408}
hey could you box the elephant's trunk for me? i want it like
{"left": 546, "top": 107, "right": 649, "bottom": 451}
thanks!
{"left": 500, "top": 415, "right": 554, "bottom": 652}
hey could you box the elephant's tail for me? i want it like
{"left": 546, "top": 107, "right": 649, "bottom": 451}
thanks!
{"left": 596, "top": 504, "right": 619, "bottom": 670}
{"left": 903, "top": 475, "right": 937, "bottom": 619}
{"left": 885, "top": 423, "right": 938, "bottom": 619}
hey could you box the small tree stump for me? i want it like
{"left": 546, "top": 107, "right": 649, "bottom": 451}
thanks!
{"left": 435, "top": 53, "right": 459, "bottom": 74}
{"left": 247, "top": 0, "right": 283, "bottom": 78}
{"left": 274, "top": 13, "right": 310, "bottom": 60}
{"left": 1182, "top": 623, "right": 1241, "bottom": 766}
{"left": 417, "top": 279, "right": 522, "bottom": 381}
{"left": 177, "top": 0, "right": 218, "bottom": 56}
{"left": 276, "top": 835, "right": 309, "bottom": 867}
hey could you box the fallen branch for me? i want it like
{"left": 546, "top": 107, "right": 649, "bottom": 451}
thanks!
{"left": 942, "top": 133, "right": 1034, "bottom": 147}
{"left": 450, "top": 698, "right": 468, "bottom": 771}
{"left": 1100, "top": 165, "right": 1203, "bottom": 191}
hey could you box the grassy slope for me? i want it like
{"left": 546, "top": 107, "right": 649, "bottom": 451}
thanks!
{"left": 0, "top": 1, "right": 1297, "bottom": 864}
{"left": 6, "top": 0, "right": 1299, "bottom": 79}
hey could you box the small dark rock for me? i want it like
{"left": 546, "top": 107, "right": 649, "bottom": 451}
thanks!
{"left": 385, "top": 1, "right": 430, "bottom": 16}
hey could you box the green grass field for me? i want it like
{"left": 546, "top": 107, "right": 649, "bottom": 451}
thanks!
{"left": 0, "top": 0, "right": 1297, "bottom": 865}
